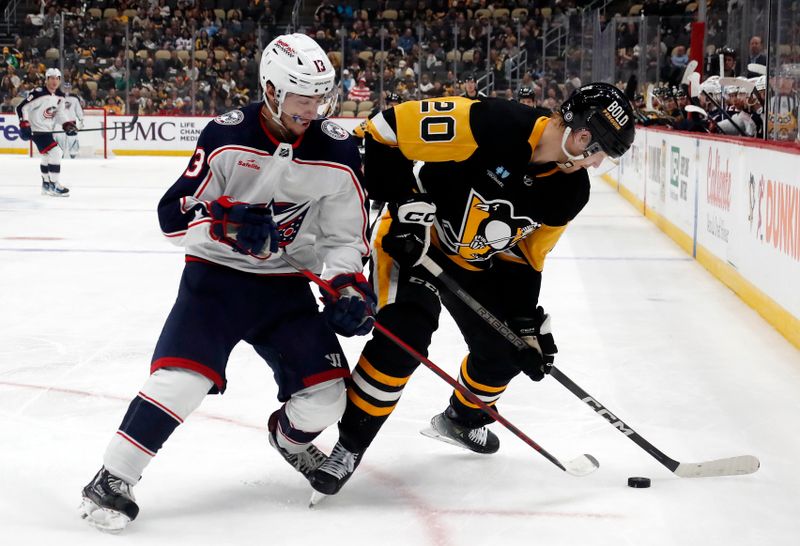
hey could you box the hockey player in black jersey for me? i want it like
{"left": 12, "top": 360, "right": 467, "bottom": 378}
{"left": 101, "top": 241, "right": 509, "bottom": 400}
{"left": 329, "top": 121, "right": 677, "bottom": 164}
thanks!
{"left": 308, "top": 83, "right": 636, "bottom": 497}
{"left": 79, "top": 33, "right": 375, "bottom": 533}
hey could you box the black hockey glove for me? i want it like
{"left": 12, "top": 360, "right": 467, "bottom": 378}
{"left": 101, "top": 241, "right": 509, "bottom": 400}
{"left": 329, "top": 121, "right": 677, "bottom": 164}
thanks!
{"left": 63, "top": 121, "right": 78, "bottom": 136}
{"left": 382, "top": 195, "right": 436, "bottom": 268}
{"left": 19, "top": 120, "right": 32, "bottom": 141}
{"left": 209, "top": 196, "right": 279, "bottom": 257}
{"left": 508, "top": 306, "right": 557, "bottom": 382}
{"left": 321, "top": 272, "right": 377, "bottom": 337}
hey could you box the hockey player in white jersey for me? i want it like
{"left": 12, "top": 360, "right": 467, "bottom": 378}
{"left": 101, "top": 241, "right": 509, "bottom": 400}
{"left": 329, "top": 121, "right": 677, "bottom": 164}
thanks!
{"left": 16, "top": 68, "right": 77, "bottom": 196}
{"left": 78, "top": 33, "right": 375, "bottom": 533}
{"left": 54, "top": 83, "right": 84, "bottom": 159}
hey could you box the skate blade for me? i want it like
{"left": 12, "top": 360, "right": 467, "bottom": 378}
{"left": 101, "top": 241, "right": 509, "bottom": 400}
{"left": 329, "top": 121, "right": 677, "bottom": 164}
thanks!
{"left": 309, "top": 489, "right": 328, "bottom": 508}
{"left": 78, "top": 498, "right": 131, "bottom": 534}
{"left": 420, "top": 426, "right": 481, "bottom": 453}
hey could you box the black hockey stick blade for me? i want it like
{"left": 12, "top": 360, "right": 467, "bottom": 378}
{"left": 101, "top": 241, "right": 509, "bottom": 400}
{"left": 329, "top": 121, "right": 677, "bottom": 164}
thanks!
{"left": 419, "top": 255, "right": 759, "bottom": 479}
{"left": 549, "top": 367, "right": 760, "bottom": 478}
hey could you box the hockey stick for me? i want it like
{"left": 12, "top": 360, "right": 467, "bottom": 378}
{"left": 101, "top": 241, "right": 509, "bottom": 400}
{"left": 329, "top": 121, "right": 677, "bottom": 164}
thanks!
{"left": 279, "top": 252, "right": 599, "bottom": 477}
{"left": 418, "top": 255, "right": 760, "bottom": 478}
{"left": 33, "top": 114, "right": 139, "bottom": 136}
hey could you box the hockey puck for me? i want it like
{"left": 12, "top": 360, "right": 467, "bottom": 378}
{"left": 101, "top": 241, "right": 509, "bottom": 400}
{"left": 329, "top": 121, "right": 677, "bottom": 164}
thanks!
{"left": 627, "top": 477, "right": 651, "bottom": 488}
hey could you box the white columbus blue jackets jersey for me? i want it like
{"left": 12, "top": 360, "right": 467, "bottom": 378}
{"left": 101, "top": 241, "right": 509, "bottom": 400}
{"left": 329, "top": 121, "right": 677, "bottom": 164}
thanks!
{"left": 63, "top": 95, "right": 85, "bottom": 129}
{"left": 16, "top": 87, "right": 75, "bottom": 132}
{"left": 158, "top": 103, "right": 370, "bottom": 279}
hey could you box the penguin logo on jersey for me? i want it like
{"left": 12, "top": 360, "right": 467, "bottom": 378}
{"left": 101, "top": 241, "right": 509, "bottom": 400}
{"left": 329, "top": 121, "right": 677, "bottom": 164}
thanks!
{"left": 439, "top": 189, "right": 538, "bottom": 261}
{"left": 269, "top": 200, "right": 312, "bottom": 246}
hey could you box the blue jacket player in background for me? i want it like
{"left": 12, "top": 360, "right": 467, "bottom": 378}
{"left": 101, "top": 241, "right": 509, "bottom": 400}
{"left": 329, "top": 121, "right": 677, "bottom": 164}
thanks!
{"left": 79, "top": 33, "right": 376, "bottom": 533}
{"left": 16, "top": 67, "right": 77, "bottom": 196}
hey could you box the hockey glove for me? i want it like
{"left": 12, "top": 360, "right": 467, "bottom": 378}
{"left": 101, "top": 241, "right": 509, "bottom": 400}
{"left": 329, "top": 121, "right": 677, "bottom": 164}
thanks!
{"left": 508, "top": 306, "right": 557, "bottom": 381}
{"left": 321, "top": 273, "right": 377, "bottom": 337}
{"left": 382, "top": 195, "right": 436, "bottom": 268}
{"left": 19, "top": 120, "right": 32, "bottom": 141}
{"left": 63, "top": 121, "right": 78, "bottom": 136}
{"left": 209, "top": 196, "right": 279, "bottom": 257}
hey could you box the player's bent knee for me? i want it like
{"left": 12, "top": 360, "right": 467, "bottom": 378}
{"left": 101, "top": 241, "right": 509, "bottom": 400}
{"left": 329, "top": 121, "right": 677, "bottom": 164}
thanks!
{"left": 140, "top": 367, "right": 214, "bottom": 420}
{"left": 46, "top": 145, "right": 62, "bottom": 163}
{"left": 285, "top": 378, "right": 346, "bottom": 432}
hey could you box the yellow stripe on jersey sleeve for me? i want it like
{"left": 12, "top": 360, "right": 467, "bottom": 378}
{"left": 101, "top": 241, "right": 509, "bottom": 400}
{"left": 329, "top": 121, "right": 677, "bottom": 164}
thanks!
{"left": 392, "top": 97, "right": 479, "bottom": 162}
{"left": 516, "top": 224, "right": 568, "bottom": 272}
{"left": 363, "top": 112, "right": 399, "bottom": 145}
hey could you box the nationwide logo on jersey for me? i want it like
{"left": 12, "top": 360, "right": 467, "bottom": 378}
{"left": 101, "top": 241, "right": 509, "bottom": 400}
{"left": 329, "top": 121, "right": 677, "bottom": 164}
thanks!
{"left": 214, "top": 110, "right": 244, "bottom": 126}
{"left": 269, "top": 200, "right": 312, "bottom": 246}
{"left": 439, "top": 189, "right": 538, "bottom": 261}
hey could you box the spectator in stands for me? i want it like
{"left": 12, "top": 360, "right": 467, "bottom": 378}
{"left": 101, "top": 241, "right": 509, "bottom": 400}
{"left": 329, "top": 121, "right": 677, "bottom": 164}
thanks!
{"left": 105, "top": 88, "right": 125, "bottom": 115}
{"left": 315, "top": 1, "right": 337, "bottom": 28}
{"left": 399, "top": 28, "right": 416, "bottom": 55}
{"left": 419, "top": 73, "right": 434, "bottom": 97}
{"left": 3, "top": 45, "right": 23, "bottom": 69}
{"left": 108, "top": 58, "right": 127, "bottom": 89}
{"left": 137, "top": 65, "right": 160, "bottom": 93}
{"left": 341, "top": 69, "right": 355, "bottom": 94}
{"left": 176, "top": 29, "right": 193, "bottom": 50}
{"left": 747, "top": 36, "right": 766, "bottom": 77}
{"left": 0, "top": 94, "right": 16, "bottom": 113}
{"left": 1, "top": 65, "right": 22, "bottom": 95}
{"left": 348, "top": 76, "right": 371, "bottom": 102}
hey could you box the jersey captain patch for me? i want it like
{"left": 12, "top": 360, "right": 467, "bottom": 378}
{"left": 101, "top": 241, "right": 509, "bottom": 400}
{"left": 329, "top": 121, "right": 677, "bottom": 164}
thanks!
{"left": 438, "top": 189, "right": 539, "bottom": 262}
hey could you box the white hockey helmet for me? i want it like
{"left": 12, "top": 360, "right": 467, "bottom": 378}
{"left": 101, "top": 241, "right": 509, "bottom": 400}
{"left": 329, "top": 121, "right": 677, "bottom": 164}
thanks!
{"left": 45, "top": 67, "right": 62, "bottom": 79}
{"left": 699, "top": 75, "right": 721, "bottom": 96}
{"left": 259, "top": 33, "right": 337, "bottom": 124}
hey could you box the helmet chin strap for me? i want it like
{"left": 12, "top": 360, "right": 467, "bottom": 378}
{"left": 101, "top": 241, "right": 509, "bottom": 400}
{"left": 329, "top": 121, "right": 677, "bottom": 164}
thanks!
{"left": 556, "top": 127, "right": 588, "bottom": 169}
{"left": 264, "top": 90, "right": 289, "bottom": 131}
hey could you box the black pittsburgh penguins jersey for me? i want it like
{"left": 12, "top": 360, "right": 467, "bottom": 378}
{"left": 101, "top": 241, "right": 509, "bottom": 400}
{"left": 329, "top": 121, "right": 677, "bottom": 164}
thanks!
{"left": 362, "top": 96, "right": 590, "bottom": 272}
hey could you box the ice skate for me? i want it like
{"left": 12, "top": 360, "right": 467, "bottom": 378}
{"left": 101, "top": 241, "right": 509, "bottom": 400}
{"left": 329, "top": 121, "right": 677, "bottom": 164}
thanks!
{"left": 420, "top": 408, "right": 500, "bottom": 454}
{"left": 308, "top": 441, "right": 362, "bottom": 500}
{"left": 42, "top": 181, "right": 70, "bottom": 197}
{"left": 267, "top": 411, "right": 326, "bottom": 479}
{"left": 78, "top": 467, "right": 139, "bottom": 534}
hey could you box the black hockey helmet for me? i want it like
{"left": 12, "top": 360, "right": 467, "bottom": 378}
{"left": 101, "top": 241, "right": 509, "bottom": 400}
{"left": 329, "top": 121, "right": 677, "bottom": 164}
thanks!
{"left": 385, "top": 91, "right": 402, "bottom": 105}
{"left": 719, "top": 46, "right": 737, "bottom": 58}
{"left": 517, "top": 86, "right": 535, "bottom": 100}
{"left": 560, "top": 82, "right": 635, "bottom": 158}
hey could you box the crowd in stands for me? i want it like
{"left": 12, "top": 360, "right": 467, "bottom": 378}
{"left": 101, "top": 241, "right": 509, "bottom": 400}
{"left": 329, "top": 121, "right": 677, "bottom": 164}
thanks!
{"left": 1, "top": 0, "right": 586, "bottom": 117}
{"left": 0, "top": 0, "right": 797, "bottom": 142}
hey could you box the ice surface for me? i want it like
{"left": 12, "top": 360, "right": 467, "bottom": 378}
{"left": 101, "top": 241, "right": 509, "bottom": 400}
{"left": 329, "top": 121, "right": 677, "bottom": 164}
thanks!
{"left": 1, "top": 156, "right": 798, "bottom": 545}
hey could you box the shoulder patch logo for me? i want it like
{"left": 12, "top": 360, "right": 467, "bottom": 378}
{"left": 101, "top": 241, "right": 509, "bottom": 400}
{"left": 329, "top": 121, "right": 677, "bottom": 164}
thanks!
{"left": 321, "top": 120, "right": 349, "bottom": 140}
{"left": 214, "top": 110, "right": 245, "bottom": 126}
